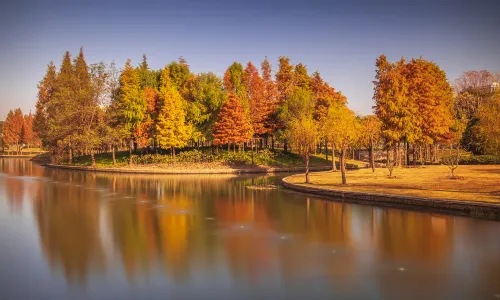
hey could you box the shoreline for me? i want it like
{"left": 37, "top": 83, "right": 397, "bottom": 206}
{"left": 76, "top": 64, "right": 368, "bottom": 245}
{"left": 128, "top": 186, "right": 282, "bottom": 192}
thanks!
{"left": 43, "top": 163, "right": 333, "bottom": 174}
{"left": 281, "top": 176, "right": 500, "bottom": 220}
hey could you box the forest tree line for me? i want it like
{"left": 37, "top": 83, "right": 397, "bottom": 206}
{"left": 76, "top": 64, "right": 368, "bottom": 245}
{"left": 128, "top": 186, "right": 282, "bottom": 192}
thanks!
{"left": 2, "top": 48, "right": 499, "bottom": 183}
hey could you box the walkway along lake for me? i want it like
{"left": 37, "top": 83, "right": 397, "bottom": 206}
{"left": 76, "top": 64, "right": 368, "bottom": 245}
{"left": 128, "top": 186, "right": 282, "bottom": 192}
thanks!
{"left": 0, "top": 158, "right": 499, "bottom": 299}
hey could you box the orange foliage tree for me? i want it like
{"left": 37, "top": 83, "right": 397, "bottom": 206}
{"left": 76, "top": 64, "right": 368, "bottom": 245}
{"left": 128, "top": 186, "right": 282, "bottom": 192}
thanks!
{"left": 3, "top": 108, "right": 25, "bottom": 154}
{"left": 212, "top": 93, "right": 253, "bottom": 151}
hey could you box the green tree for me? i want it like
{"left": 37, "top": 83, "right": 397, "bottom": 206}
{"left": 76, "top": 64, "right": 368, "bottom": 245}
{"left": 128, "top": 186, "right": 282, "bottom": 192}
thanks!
{"left": 280, "top": 87, "right": 317, "bottom": 183}
{"left": 326, "top": 104, "right": 360, "bottom": 184}
{"left": 360, "top": 115, "right": 382, "bottom": 172}
{"left": 46, "top": 51, "right": 77, "bottom": 163}
{"left": 116, "top": 59, "right": 146, "bottom": 164}
{"left": 224, "top": 62, "right": 248, "bottom": 112}
{"left": 185, "top": 72, "right": 228, "bottom": 142}
{"left": 34, "top": 62, "right": 57, "bottom": 146}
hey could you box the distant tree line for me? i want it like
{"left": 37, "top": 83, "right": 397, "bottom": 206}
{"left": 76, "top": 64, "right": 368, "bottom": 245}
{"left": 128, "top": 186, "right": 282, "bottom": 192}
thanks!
{"left": 3, "top": 48, "right": 498, "bottom": 183}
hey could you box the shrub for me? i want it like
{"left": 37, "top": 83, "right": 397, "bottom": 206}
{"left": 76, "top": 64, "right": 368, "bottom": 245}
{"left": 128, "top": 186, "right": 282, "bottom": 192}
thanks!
{"left": 458, "top": 155, "right": 500, "bottom": 165}
{"left": 131, "top": 154, "right": 170, "bottom": 164}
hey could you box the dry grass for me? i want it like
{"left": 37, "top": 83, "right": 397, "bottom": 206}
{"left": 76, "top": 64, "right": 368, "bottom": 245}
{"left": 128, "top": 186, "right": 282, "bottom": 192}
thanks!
{"left": 286, "top": 165, "right": 500, "bottom": 203}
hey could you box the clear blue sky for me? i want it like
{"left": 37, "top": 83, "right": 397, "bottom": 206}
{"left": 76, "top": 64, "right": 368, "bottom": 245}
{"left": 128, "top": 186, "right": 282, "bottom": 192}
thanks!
{"left": 0, "top": 0, "right": 499, "bottom": 118}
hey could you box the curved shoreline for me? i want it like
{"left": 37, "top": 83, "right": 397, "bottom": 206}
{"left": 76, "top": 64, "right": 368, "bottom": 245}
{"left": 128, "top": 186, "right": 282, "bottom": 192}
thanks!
{"left": 282, "top": 176, "right": 500, "bottom": 220}
{"left": 43, "top": 163, "right": 332, "bottom": 175}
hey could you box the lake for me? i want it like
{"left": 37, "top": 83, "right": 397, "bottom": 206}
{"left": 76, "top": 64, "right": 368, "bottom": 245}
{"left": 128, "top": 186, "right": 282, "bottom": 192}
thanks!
{"left": 0, "top": 158, "right": 499, "bottom": 299}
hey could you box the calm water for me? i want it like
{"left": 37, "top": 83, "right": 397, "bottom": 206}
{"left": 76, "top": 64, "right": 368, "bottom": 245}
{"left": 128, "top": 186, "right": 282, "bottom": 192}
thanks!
{"left": 0, "top": 159, "right": 499, "bottom": 300}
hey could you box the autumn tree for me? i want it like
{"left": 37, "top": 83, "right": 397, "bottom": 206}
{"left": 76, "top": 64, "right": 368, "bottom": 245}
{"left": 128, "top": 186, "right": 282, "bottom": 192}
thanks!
{"left": 405, "top": 58, "right": 454, "bottom": 164}
{"left": 22, "top": 113, "right": 36, "bottom": 148}
{"left": 311, "top": 71, "right": 347, "bottom": 167}
{"left": 212, "top": 93, "right": 253, "bottom": 151}
{"left": 476, "top": 91, "right": 500, "bottom": 155}
{"left": 45, "top": 51, "right": 76, "bottom": 162}
{"left": 155, "top": 67, "right": 192, "bottom": 157}
{"left": 72, "top": 48, "right": 101, "bottom": 164}
{"left": 34, "top": 62, "right": 57, "bottom": 146}
{"left": 360, "top": 115, "right": 382, "bottom": 172}
{"left": 243, "top": 62, "right": 267, "bottom": 145}
{"left": 275, "top": 56, "right": 297, "bottom": 153}
{"left": 115, "top": 59, "right": 146, "bottom": 164}
{"left": 280, "top": 87, "right": 317, "bottom": 183}
{"left": 137, "top": 54, "right": 160, "bottom": 90}
{"left": 3, "top": 109, "right": 24, "bottom": 154}
{"left": 261, "top": 57, "right": 278, "bottom": 147}
{"left": 185, "top": 72, "right": 227, "bottom": 142}
{"left": 326, "top": 104, "right": 360, "bottom": 184}
{"left": 223, "top": 62, "right": 248, "bottom": 111}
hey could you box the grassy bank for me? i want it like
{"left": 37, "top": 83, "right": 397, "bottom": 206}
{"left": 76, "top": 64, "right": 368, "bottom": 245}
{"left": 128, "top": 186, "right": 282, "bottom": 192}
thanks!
{"left": 286, "top": 165, "right": 500, "bottom": 203}
{"left": 52, "top": 149, "right": 363, "bottom": 170}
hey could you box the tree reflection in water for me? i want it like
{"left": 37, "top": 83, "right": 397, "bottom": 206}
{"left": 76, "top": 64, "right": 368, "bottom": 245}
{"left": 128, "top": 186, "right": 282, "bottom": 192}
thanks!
{"left": 0, "top": 158, "right": 499, "bottom": 299}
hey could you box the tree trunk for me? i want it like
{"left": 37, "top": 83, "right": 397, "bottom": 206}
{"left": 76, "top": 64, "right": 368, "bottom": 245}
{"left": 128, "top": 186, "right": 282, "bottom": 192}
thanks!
{"left": 325, "top": 141, "right": 328, "bottom": 161}
{"left": 112, "top": 145, "right": 116, "bottom": 166}
{"left": 91, "top": 148, "right": 96, "bottom": 167}
{"left": 305, "top": 152, "right": 310, "bottom": 183}
{"left": 406, "top": 141, "right": 410, "bottom": 166}
{"left": 340, "top": 147, "right": 347, "bottom": 184}
{"left": 68, "top": 138, "right": 72, "bottom": 165}
{"left": 251, "top": 139, "right": 254, "bottom": 166}
{"left": 332, "top": 147, "right": 337, "bottom": 171}
{"left": 271, "top": 135, "right": 275, "bottom": 151}
{"left": 129, "top": 139, "right": 133, "bottom": 165}
{"left": 370, "top": 138, "right": 375, "bottom": 172}
{"left": 284, "top": 140, "right": 288, "bottom": 154}
{"left": 228, "top": 143, "right": 230, "bottom": 152}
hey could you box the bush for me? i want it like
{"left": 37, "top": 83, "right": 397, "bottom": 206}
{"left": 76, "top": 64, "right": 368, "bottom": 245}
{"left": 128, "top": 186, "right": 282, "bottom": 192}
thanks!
{"left": 458, "top": 155, "right": 500, "bottom": 165}
{"left": 131, "top": 154, "right": 170, "bottom": 164}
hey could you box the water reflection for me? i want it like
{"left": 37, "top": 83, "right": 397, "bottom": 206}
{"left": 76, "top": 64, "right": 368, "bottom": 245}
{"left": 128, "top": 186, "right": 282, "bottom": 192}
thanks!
{"left": 0, "top": 158, "right": 499, "bottom": 299}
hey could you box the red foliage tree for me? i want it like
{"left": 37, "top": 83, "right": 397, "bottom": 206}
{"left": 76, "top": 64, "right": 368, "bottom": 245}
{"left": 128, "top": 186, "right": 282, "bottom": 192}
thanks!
{"left": 212, "top": 93, "right": 253, "bottom": 150}
{"left": 3, "top": 108, "right": 25, "bottom": 153}
{"left": 243, "top": 62, "right": 267, "bottom": 136}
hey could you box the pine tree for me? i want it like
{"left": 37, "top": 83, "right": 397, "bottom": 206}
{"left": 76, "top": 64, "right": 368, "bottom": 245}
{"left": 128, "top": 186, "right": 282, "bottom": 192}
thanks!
{"left": 212, "top": 93, "right": 253, "bottom": 150}
{"left": 156, "top": 67, "right": 192, "bottom": 157}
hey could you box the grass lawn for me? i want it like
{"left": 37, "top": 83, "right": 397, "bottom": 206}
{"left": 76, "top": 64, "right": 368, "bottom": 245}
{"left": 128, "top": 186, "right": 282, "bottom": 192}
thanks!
{"left": 286, "top": 165, "right": 500, "bottom": 203}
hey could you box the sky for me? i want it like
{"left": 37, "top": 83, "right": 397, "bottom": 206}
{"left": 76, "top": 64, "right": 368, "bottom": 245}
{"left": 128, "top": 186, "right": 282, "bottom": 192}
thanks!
{"left": 0, "top": 0, "right": 499, "bottom": 118}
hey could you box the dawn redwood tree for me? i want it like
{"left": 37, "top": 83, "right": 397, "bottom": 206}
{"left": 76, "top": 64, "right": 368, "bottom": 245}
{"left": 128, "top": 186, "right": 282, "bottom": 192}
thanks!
{"left": 46, "top": 51, "right": 76, "bottom": 163}
{"left": 116, "top": 59, "right": 146, "bottom": 164}
{"left": 280, "top": 87, "right": 317, "bottom": 183}
{"left": 155, "top": 67, "right": 192, "bottom": 157}
{"left": 22, "top": 113, "right": 35, "bottom": 148}
{"left": 223, "top": 62, "right": 248, "bottom": 112}
{"left": 3, "top": 109, "right": 24, "bottom": 154}
{"left": 275, "top": 56, "right": 297, "bottom": 154}
{"left": 34, "top": 62, "right": 57, "bottom": 146}
{"left": 243, "top": 62, "right": 267, "bottom": 139}
{"left": 261, "top": 57, "right": 278, "bottom": 148}
{"left": 373, "top": 55, "right": 418, "bottom": 166}
{"left": 212, "top": 92, "right": 253, "bottom": 151}
{"left": 311, "top": 71, "right": 347, "bottom": 169}
{"left": 185, "top": 72, "right": 228, "bottom": 142}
